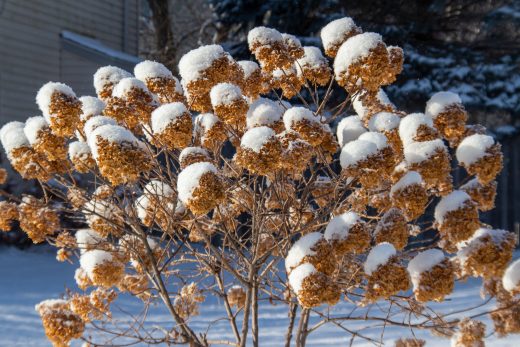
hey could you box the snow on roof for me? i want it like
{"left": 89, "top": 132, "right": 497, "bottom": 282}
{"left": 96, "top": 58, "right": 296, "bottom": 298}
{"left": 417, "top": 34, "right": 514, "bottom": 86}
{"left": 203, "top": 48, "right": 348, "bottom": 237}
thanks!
{"left": 285, "top": 232, "right": 323, "bottom": 272}
{"left": 238, "top": 60, "right": 260, "bottom": 79}
{"left": 339, "top": 139, "right": 378, "bottom": 168}
{"left": 390, "top": 171, "right": 423, "bottom": 195}
{"left": 295, "top": 46, "right": 327, "bottom": 75}
{"left": 179, "top": 146, "right": 210, "bottom": 162}
{"left": 36, "top": 82, "right": 77, "bottom": 120}
{"left": 352, "top": 89, "right": 394, "bottom": 120}
{"left": 240, "top": 126, "right": 276, "bottom": 152}
{"left": 398, "top": 113, "right": 435, "bottom": 146}
{"left": 68, "top": 141, "right": 91, "bottom": 159}
{"left": 364, "top": 242, "right": 396, "bottom": 275}
{"left": 178, "top": 45, "right": 227, "bottom": 82}
{"left": 134, "top": 60, "right": 173, "bottom": 80}
{"left": 248, "top": 26, "right": 284, "bottom": 47}
{"left": 320, "top": 17, "right": 360, "bottom": 53}
{"left": 288, "top": 263, "right": 317, "bottom": 293}
{"left": 93, "top": 66, "right": 133, "bottom": 94}
{"left": 112, "top": 77, "right": 149, "bottom": 98}
{"left": 79, "top": 96, "right": 105, "bottom": 121}
{"left": 151, "top": 102, "right": 189, "bottom": 134}
{"left": 336, "top": 115, "right": 367, "bottom": 147}
{"left": 75, "top": 228, "right": 103, "bottom": 252}
{"left": 79, "top": 249, "right": 114, "bottom": 278}
{"left": 246, "top": 98, "right": 284, "bottom": 129}
{"left": 0, "top": 121, "right": 30, "bottom": 155}
{"left": 177, "top": 162, "right": 218, "bottom": 204}
{"left": 210, "top": 83, "right": 243, "bottom": 106}
{"left": 425, "top": 91, "right": 462, "bottom": 119}
{"left": 368, "top": 112, "right": 401, "bottom": 132}
{"left": 407, "top": 249, "right": 445, "bottom": 287}
{"left": 24, "top": 116, "right": 49, "bottom": 145}
{"left": 334, "top": 33, "right": 383, "bottom": 78}
{"left": 403, "top": 139, "right": 446, "bottom": 164}
{"left": 283, "top": 107, "right": 318, "bottom": 130}
{"left": 503, "top": 259, "right": 520, "bottom": 292}
{"left": 455, "top": 134, "right": 495, "bottom": 166}
{"left": 324, "top": 212, "right": 361, "bottom": 241}
{"left": 434, "top": 190, "right": 472, "bottom": 224}
{"left": 358, "top": 131, "right": 389, "bottom": 150}
{"left": 88, "top": 124, "right": 140, "bottom": 159}
{"left": 84, "top": 115, "right": 117, "bottom": 139}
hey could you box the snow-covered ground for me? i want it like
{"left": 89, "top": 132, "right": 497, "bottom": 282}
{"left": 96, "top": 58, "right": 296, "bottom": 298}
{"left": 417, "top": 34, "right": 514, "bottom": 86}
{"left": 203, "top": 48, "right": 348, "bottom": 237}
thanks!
{"left": 1, "top": 246, "right": 519, "bottom": 346}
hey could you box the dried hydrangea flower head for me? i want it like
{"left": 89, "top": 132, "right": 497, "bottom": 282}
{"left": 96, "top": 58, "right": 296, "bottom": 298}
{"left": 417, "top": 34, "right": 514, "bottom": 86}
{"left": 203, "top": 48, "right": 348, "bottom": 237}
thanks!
{"left": 24, "top": 116, "right": 67, "bottom": 161}
{"left": 407, "top": 249, "right": 454, "bottom": 302}
{"left": 456, "top": 228, "right": 515, "bottom": 279}
{"left": 210, "top": 82, "right": 248, "bottom": 128}
{"left": 118, "top": 235, "right": 161, "bottom": 272}
{"left": 288, "top": 263, "right": 340, "bottom": 308}
{"left": 246, "top": 97, "right": 285, "bottom": 132}
{"left": 451, "top": 318, "right": 486, "bottom": 347}
{"left": 193, "top": 112, "right": 227, "bottom": 151}
{"left": 179, "top": 45, "right": 244, "bottom": 112}
{"left": 394, "top": 338, "right": 426, "bottom": 347}
{"left": 106, "top": 77, "right": 156, "bottom": 131}
{"left": 281, "top": 33, "right": 304, "bottom": 60}
{"left": 324, "top": 212, "right": 370, "bottom": 255}
{"left": 78, "top": 95, "right": 105, "bottom": 130}
{"left": 352, "top": 89, "right": 398, "bottom": 126}
{"left": 83, "top": 198, "right": 122, "bottom": 237}
{"left": 334, "top": 32, "right": 402, "bottom": 93}
{"left": 456, "top": 134, "right": 503, "bottom": 184}
{"left": 80, "top": 249, "right": 124, "bottom": 287}
{"left": 460, "top": 178, "right": 496, "bottom": 211}
{"left": 235, "top": 126, "right": 282, "bottom": 176}
{"left": 177, "top": 161, "right": 224, "bottom": 215}
{"left": 0, "top": 200, "right": 18, "bottom": 231}
{"left": 404, "top": 139, "right": 452, "bottom": 195}
{"left": 336, "top": 115, "right": 367, "bottom": 147}
{"left": 390, "top": 171, "right": 428, "bottom": 221}
{"left": 425, "top": 91, "right": 467, "bottom": 145}
{"left": 374, "top": 208, "right": 409, "bottom": 250}
{"left": 295, "top": 46, "right": 332, "bottom": 86}
{"left": 277, "top": 131, "right": 313, "bottom": 176}
{"left": 320, "top": 17, "right": 362, "bottom": 58}
{"left": 340, "top": 139, "right": 384, "bottom": 188}
{"left": 93, "top": 66, "right": 132, "bottom": 101}
{"left": 248, "top": 27, "right": 293, "bottom": 72}
{"left": 174, "top": 283, "right": 205, "bottom": 319}
{"left": 434, "top": 190, "right": 480, "bottom": 251}
{"left": 283, "top": 107, "right": 326, "bottom": 146}
{"left": 35, "top": 299, "right": 85, "bottom": 347}
{"left": 150, "top": 102, "right": 192, "bottom": 149}
{"left": 36, "top": 82, "right": 82, "bottom": 137}
{"left": 134, "top": 60, "right": 184, "bottom": 104}
{"left": 285, "top": 232, "right": 335, "bottom": 275}
{"left": 18, "top": 195, "right": 59, "bottom": 243}
{"left": 364, "top": 242, "right": 410, "bottom": 301}
{"left": 135, "top": 180, "right": 175, "bottom": 229}
{"left": 83, "top": 115, "right": 117, "bottom": 139}
{"left": 358, "top": 131, "right": 395, "bottom": 176}
{"left": 227, "top": 285, "right": 246, "bottom": 308}
{"left": 237, "top": 60, "right": 265, "bottom": 99}
{"left": 68, "top": 141, "right": 95, "bottom": 173}
{"left": 179, "top": 147, "right": 211, "bottom": 169}
{"left": 270, "top": 65, "right": 303, "bottom": 99}
{"left": 399, "top": 113, "right": 439, "bottom": 147}
{"left": 87, "top": 124, "right": 150, "bottom": 185}
{"left": 75, "top": 228, "right": 106, "bottom": 253}
{"left": 368, "top": 111, "right": 403, "bottom": 158}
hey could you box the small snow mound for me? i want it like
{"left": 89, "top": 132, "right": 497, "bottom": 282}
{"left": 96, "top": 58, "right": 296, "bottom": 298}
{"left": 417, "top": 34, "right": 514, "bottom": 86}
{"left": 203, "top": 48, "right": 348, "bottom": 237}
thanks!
{"left": 404, "top": 139, "right": 446, "bottom": 164}
{"left": 248, "top": 26, "right": 283, "bottom": 47}
{"left": 238, "top": 60, "right": 260, "bottom": 79}
{"left": 285, "top": 232, "right": 323, "bottom": 272}
{"left": 283, "top": 107, "right": 318, "bottom": 130}
{"left": 24, "top": 116, "right": 49, "bottom": 145}
{"left": 434, "top": 190, "right": 472, "bottom": 223}
{"left": 352, "top": 89, "right": 393, "bottom": 120}
{"left": 112, "top": 77, "right": 148, "bottom": 98}
{"left": 177, "top": 162, "right": 218, "bottom": 204}
{"left": 407, "top": 249, "right": 445, "bottom": 287}
{"left": 288, "top": 263, "right": 317, "bottom": 293}
{"left": 399, "top": 113, "right": 435, "bottom": 146}
{"left": 134, "top": 60, "right": 173, "bottom": 80}
{"left": 425, "top": 91, "right": 462, "bottom": 119}
{"left": 358, "top": 131, "right": 389, "bottom": 150}
{"left": 0, "top": 121, "right": 29, "bottom": 154}
{"left": 80, "top": 249, "right": 114, "bottom": 277}
{"left": 324, "top": 212, "right": 360, "bottom": 241}
{"left": 295, "top": 46, "right": 327, "bottom": 74}
{"left": 456, "top": 134, "right": 495, "bottom": 166}
{"left": 151, "top": 102, "right": 189, "bottom": 134}
{"left": 210, "top": 83, "right": 243, "bottom": 106}
{"left": 75, "top": 229, "right": 103, "bottom": 251}
{"left": 79, "top": 96, "right": 105, "bottom": 121}
{"left": 503, "top": 259, "right": 520, "bottom": 292}
{"left": 68, "top": 141, "right": 91, "bottom": 159}
{"left": 246, "top": 98, "right": 284, "bottom": 129}
{"left": 368, "top": 112, "right": 401, "bottom": 132}
{"left": 334, "top": 33, "right": 383, "bottom": 77}
{"left": 320, "top": 17, "right": 359, "bottom": 53}
{"left": 178, "top": 45, "right": 226, "bottom": 82}
{"left": 364, "top": 242, "right": 396, "bottom": 275}
{"left": 240, "top": 126, "right": 276, "bottom": 152}
{"left": 84, "top": 116, "right": 117, "bottom": 139}
{"left": 391, "top": 171, "right": 422, "bottom": 195}
{"left": 336, "top": 116, "right": 367, "bottom": 147}
{"left": 93, "top": 66, "right": 132, "bottom": 94}
{"left": 339, "top": 139, "right": 378, "bottom": 168}
{"left": 180, "top": 147, "right": 210, "bottom": 162}
{"left": 88, "top": 124, "right": 140, "bottom": 159}
{"left": 194, "top": 113, "right": 220, "bottom": 132}
{"left": 36, "top": 82, "right": 76, "bottom": 119}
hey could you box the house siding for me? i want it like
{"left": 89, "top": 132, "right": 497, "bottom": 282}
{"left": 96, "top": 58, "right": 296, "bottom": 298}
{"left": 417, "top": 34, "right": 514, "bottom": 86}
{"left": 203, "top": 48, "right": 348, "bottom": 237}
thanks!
{"left": 0, "top": 0, "right": 139, "bottom": 123}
